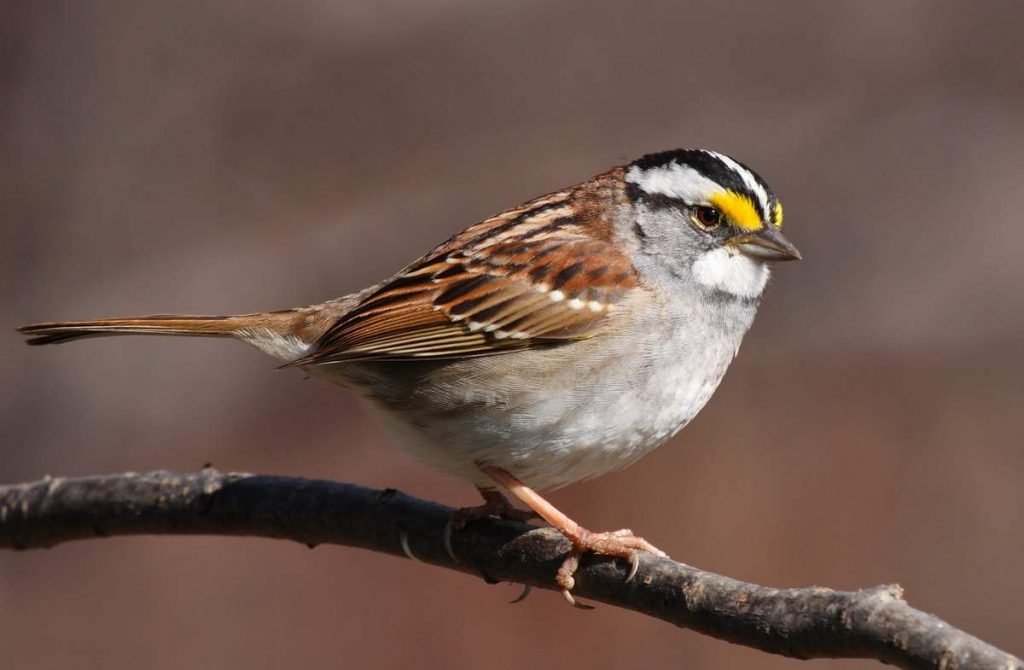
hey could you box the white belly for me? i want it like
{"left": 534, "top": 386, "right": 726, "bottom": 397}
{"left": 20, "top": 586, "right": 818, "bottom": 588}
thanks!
{"left": 326, "top": 303, "right": 751, "bottom": 492}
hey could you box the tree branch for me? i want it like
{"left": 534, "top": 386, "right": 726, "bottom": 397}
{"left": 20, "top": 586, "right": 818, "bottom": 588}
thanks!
{"left": 0, "top": 470, "right": 1018, "bottom": 669}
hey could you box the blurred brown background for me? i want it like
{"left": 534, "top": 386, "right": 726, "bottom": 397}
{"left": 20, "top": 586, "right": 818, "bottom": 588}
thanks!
{"left": 2, "top": 1, "right": 1022, "bottom": 668}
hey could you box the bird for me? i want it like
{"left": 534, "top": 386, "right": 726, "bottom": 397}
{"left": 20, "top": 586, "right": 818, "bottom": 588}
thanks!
{"left": 18, "top": 148, "right": 800, "bottom": 605}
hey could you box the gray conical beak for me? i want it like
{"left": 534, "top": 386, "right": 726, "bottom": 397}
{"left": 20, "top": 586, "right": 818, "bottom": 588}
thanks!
{"left": 730, "top": 226, "right": 801, "bottom": 261}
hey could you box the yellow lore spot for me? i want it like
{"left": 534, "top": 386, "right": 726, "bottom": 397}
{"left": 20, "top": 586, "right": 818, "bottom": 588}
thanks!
{"left": 773, "top": 201, "right": 784, "bottom": 227}
{"left": 709, "top": 191, "right": 763, "bottom": 232}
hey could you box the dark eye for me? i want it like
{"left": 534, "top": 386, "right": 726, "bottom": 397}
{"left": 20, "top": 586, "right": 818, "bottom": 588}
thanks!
{"left": 690, "top": 206, "right": 723, "bottom": 231}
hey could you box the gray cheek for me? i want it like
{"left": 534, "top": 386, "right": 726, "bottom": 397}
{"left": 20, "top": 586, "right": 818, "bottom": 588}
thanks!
{"left": 628, "top": 205, "right": 710, "bottom": 283}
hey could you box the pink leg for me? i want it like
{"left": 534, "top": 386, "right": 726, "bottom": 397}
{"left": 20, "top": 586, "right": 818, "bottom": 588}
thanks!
{"left": 479, "top": 465, "right": 666, "bottom": 606}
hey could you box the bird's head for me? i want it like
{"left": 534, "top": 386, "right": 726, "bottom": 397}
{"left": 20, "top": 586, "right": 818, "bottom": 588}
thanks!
{"left": 623, "top": 148, "right": 800, "bottom": 299}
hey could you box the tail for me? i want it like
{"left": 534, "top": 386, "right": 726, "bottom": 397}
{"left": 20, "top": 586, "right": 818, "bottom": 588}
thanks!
{"left": 18, "top": 314, "right": 257, "bottom": 346}
{"left": 17, "top": 306, "right": 337, "bottom": 362}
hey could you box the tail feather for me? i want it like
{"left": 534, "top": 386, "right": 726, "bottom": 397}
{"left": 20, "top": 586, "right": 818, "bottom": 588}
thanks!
{"left": 17, "top": 315, "right": 244, "bottom": 346}
{"left": 17, "top": 307, "right": 338, "bottom": 363}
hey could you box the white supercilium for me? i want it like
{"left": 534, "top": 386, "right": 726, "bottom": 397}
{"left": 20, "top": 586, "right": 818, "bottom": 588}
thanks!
{"left": 624, "top": 163, "right": 724, "bottom": 203}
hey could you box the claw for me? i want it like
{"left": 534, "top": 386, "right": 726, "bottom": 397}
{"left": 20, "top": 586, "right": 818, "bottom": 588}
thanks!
{"left": 399, "top": 531, "right": 423, "bottom": 564}
{"left": 509, "top": 584, "right": 532, "bottom": 604}
{"left": 443, "top": 519, "right": 458, "bottom": 563}
{"left": 625, "top": 551, "right": 640, "bottom": 582}
{"left": 561, "top": 588, "right": 595, "bottom": 610}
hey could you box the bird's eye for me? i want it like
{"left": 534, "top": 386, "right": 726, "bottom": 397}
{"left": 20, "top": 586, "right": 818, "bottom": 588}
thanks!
{"left": 690, "top": 206, "right": 723, "bottom": 231}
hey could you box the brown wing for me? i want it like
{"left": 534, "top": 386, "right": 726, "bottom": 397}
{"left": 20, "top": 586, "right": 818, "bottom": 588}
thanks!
{"left": 293, "top": 174, "right": 637, "bottom": 364}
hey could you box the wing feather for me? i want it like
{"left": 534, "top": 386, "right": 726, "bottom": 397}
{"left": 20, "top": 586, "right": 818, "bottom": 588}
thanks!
{"left": 292, "top": 173, "right": 637, "bottom": 365}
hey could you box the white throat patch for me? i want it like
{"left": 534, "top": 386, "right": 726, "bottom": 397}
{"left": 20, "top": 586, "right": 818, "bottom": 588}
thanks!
{"left": 692, "top": 248, "right": 770, "bottom": 298}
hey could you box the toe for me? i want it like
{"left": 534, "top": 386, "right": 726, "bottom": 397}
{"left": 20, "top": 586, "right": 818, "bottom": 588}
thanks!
{"left": 556, "top": 552, "right": 580, "bottom": 592}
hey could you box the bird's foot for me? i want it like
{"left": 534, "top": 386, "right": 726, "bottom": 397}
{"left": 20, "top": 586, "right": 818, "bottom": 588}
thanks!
{"left": 476, "top": 464, "right": 667, "bottom": 609}
{"left": 444, "top": 488, "right": 538, "bottom": 561}
{"left": 554, "top": 527, "right": 667, "bottom": 608}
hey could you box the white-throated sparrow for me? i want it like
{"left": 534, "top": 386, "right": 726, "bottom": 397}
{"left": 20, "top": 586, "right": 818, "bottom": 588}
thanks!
{"left": 19, "top": 149, "right": 800, "bottom": 604}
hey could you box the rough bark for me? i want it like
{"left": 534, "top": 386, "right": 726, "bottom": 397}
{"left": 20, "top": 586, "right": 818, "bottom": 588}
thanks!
{"left": 1, "top": 469, "right": 1019, "bottom": 669}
